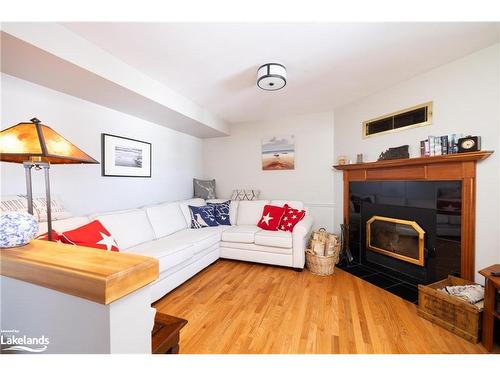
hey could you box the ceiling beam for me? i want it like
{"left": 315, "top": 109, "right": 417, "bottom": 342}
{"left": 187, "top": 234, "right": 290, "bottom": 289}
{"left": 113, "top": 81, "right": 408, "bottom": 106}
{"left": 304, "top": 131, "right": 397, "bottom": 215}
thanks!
{"left": 1, "top": 24, "right": 230, "bottom": 138}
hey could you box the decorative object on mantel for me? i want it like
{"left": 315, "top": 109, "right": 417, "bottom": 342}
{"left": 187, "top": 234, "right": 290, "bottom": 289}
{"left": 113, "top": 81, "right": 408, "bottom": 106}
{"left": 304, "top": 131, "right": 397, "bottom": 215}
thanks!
{"left": 458, "top": 135, "right": 481, "bottom": 153}
{"left": 0, "top": 118, "right": 99, "bottom": 241}
{"left": 421, "top": 134, "right": 463, "bottom": 157}
{"left": 101, "top": 133, "right": 151, "bottom": 177}
{"left": 337, "top": 155, "right": 348, "bottom": 165}
{"left": 0, "top": 212, "right": 39, "bottom": 248}
{"left": 231, "top": 189, "right": 260, "bottom": 201}
{"left": 262, "top": 135, "right": 295, "bottom": 170}
{"left": 377, "top": 145, "right": 409, "bottom": 161}
{"left": 305, "top": 228, "right": 341, "bottom": 276}
{"left": 356, "top": 154, "right": 363, "bottom": 164}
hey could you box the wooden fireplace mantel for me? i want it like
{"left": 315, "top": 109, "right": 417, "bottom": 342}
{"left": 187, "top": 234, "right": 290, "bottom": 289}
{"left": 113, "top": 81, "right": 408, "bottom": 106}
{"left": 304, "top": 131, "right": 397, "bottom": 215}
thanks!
{"left": 334, "top": 150, "right": 493, "bottom": 281}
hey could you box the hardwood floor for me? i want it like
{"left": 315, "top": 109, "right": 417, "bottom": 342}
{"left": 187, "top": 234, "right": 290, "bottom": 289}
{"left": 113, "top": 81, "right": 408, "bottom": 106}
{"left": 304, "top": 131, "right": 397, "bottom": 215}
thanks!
{"left": 153, "top": 259, "right": 489, "bottom": 354}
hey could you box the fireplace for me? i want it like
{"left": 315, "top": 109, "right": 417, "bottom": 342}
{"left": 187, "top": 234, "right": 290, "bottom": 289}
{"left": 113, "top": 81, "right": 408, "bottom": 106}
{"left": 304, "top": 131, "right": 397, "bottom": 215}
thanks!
{"left": 334, "top": 151, "right": 492, "bottom": 302}
{"left": 366, "top": 215, "right": 425, "bottom": 267}
{"left": 340, "top": 180, "right": 462, "bottom": 301}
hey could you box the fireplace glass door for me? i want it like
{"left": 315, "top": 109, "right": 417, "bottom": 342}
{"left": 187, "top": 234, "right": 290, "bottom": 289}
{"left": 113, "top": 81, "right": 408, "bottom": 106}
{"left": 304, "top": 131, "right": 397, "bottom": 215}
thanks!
{"left": 366, "top": 216, "right": 425, "bottom": 266}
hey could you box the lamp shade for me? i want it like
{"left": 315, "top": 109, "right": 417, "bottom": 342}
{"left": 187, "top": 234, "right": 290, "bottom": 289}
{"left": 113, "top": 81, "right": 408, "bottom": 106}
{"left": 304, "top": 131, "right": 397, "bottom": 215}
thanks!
{"left": 0, "top": 118, "right": 98, "bottom": 164}
{"left": 257, "top": 63, "right": 287, "bottom": 91}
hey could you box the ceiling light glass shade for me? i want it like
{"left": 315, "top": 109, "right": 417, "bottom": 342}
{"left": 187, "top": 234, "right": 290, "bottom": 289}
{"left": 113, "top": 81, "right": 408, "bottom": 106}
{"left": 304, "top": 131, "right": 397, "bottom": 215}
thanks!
{"left": 0, "top": 119, "right": 99, "bottom": 164}
{"left": 257, "top": 63, "right": 287, "bottom": 91}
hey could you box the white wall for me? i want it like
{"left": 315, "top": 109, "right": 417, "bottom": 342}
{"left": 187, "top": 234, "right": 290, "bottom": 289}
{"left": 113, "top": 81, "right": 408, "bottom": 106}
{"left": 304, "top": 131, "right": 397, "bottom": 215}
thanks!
{"left": 333, "top": 44, "right": 500, "bottom": 280}
{"left": 1, "top": 74, "right": 203, "bottom": 215}
{"left": 203, "top": 112, "right": 335, "bottom": 230}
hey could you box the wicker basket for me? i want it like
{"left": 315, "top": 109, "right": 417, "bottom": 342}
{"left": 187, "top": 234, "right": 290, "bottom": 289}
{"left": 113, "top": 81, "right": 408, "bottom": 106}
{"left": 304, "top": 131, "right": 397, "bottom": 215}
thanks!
{"left": 306, "top": 228, "right": 341, "bottom": 276}
{"left": 417, "top": 275, "right": 483, "bottom": 343}
{"left": 305, "top": 251, "right": 337, "bottom": 276}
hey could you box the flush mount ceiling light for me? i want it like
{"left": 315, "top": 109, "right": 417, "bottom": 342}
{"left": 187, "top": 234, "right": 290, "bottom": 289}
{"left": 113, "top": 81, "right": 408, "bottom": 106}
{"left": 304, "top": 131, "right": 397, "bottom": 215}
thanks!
{"left": 257, "top": 63, "right": 287, "bottom": 91}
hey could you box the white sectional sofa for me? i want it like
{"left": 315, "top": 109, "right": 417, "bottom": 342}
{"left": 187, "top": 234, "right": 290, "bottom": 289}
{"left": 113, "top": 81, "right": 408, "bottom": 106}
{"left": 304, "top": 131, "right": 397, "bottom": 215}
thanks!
{"left": 38, "top": 199, "right": 313, "bottom": 302}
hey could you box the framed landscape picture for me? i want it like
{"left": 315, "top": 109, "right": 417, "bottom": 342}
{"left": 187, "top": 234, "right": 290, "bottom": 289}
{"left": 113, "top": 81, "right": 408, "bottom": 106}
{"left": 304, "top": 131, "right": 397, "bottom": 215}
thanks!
{"left": 262, "top": 135, "right": 295, "bottom": 170}
{"left": 101, "top": 133, "right": 152, "bottom": 177}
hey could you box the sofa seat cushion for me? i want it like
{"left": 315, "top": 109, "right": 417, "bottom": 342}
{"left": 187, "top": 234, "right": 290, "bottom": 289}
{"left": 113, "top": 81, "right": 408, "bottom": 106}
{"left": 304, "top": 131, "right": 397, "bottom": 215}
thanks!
{"left": 254, "top": 230, "right": 292, "bottom": 249}
{"left": 126, "top": 237, "right": 194, "bottom": 273}
{"left": 221, "top": 225, "right": 261, "bottom": 244}
{"left": 168, "top": 228, "right": 220, "bottom": 254}
{"left": 220, "top": 241, "right": 292, "bottom": 255}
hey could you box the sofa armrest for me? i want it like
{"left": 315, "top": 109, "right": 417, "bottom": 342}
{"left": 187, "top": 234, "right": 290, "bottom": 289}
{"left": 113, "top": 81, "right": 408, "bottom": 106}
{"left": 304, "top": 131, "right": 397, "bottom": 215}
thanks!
{"left": 292, "top": 214, "right": 313, "bottom": 268}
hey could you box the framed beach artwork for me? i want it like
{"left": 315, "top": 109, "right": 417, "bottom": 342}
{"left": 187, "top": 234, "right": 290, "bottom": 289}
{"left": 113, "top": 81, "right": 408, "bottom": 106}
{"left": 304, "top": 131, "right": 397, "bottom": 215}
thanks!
{"left": 262, "top": 135, "right": 295, "bottom": 171}
{"left": 101, "top": 133, "right": 152, "bottom": 177}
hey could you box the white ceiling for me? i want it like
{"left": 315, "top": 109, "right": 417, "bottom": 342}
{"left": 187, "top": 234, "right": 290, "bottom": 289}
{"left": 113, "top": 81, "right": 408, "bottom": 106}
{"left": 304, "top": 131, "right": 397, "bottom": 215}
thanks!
{"left": 63, "top": 22, "right": 499, "bottom": 124}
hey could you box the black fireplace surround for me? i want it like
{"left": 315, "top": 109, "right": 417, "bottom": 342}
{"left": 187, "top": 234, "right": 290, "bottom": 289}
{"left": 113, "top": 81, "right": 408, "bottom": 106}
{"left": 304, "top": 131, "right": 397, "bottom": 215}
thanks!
{"left": 339, "top": 180, "right": 462, "bottom": 303}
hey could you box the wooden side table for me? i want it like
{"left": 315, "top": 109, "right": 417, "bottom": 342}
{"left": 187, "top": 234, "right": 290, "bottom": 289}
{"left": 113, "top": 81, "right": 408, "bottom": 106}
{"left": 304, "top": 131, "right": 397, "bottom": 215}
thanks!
{"left": 479, "top": 264, "right": 500, "bottom": 352}
{"left": 152, "top": 312, "right": 188, "bottom": 354}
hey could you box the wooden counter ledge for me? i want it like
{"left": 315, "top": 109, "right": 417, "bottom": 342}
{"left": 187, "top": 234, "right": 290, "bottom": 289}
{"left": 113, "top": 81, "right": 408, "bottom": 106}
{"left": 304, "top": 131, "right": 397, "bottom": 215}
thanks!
{"left": 0, "top": 240, "right": 159, "bottom": 304}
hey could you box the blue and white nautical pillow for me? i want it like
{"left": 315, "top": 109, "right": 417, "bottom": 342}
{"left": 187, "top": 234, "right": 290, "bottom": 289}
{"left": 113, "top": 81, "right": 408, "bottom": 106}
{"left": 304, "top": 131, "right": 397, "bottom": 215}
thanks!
{"left": 189, "top": 205, "right": 219, "bottom": 229}
{"left": 207, "top": 200, "right": 231, "bottom": 225}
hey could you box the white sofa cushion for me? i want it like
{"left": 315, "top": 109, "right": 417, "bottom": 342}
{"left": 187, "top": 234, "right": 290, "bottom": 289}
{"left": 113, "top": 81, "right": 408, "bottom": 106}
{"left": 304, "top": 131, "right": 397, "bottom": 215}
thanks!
{"left": 254, "top": 230, "right": 292, "bottom": 249}
{"left": 206, "top": 199, "right": 239, "bottom": 225}
{"left": 168, "top": 228, "right": 220, "bottom": 254}
{"left": 236, "top": 200, "right": 269, "bottom": 225}
{"left": 125, "top": 237, "right": 194, "bottom": 273}
{"left": 146, "top": 202, "right": 187, "bottom": 239}
{"left": 221, "top": 225, "right": 261, "bottom": 243}
{"left": 179, "top": 198, "right": 206, "bottom": 226}
{"left": 220, "top": 241, "right": 292, "bottom": 255}
{"left": 270, "top": 200, "right": 304, "bottom": 210}
{"left": 37, "top": 216, "right": 91, "bottom": 236}
{"left": 93, "top": 209, "right": 155, "bottom": 250}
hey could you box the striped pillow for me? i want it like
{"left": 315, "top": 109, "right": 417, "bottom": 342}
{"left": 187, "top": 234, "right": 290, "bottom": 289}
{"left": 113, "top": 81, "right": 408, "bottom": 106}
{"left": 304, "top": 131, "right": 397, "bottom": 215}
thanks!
{"left": 1, "top": 195, "right": 71, "bottom": 222}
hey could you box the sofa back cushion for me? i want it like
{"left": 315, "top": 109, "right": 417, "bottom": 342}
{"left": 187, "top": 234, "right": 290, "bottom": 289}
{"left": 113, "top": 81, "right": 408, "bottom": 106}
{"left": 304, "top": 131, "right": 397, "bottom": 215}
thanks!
{"left": 37, "top": 216, "right": 91, "bottom": 236}
{"left": 270, "top": 200, "right": 304, "bottom": 210}
{"left": 206, "top": 199, "right": 239, "bottom": 225}
{"left": 236, "top": 200, "right": 270, "bottom": 225}
{"left": 179, "top": 198, "right": 206, "bottom": 226}
{"left": 146, "top": 202, "right": 187, "bottom": 239}
{"left": 93, "top": 209, "right": 155, "bottom": 250}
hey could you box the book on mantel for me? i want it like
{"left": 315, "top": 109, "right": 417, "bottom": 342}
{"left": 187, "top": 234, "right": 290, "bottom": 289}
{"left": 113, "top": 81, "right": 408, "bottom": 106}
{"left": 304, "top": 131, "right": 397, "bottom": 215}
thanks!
{"left": 420, "top": 134, "right": 462, "bottom": 157}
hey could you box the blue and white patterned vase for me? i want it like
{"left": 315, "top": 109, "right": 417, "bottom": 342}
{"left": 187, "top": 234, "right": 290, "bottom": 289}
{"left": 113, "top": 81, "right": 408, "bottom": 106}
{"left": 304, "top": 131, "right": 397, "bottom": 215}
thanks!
{"left": 0, "top": 212, "right": 39, "bottom": 248}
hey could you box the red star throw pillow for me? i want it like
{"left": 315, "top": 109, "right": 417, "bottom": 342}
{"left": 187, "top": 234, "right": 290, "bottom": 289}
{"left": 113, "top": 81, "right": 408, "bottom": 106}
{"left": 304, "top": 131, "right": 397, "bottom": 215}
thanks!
{"left": 278, "top": 204, "right": 306, "bottom": 232}
{"left": 60, "top": 220, "right": 119, "bottom": 252}
{"left": 36, "top": 230, "right": 62, "bottom": 242}
{"left": 257, "top": 204, "right": 286, "bottom": 231}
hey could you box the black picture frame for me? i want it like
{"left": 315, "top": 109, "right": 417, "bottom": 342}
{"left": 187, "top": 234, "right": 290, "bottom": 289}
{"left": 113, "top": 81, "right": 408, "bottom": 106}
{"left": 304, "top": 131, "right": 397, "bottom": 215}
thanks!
{"left": 101, "top": 133, "right": 152, "bottom": 178}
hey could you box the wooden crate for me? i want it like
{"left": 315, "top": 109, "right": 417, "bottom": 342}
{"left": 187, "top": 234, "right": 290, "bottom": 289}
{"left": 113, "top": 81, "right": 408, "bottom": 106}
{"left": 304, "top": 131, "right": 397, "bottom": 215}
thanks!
{"left": 417, "top": 275, "right": 483, "bottom": 343}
